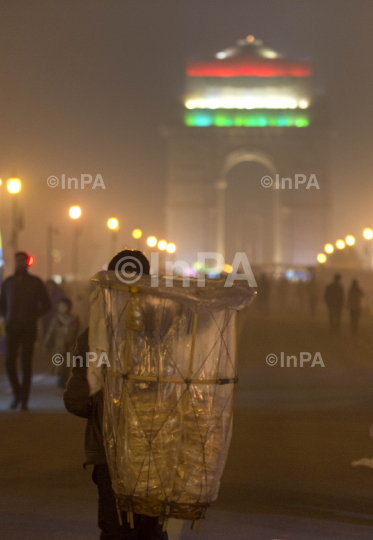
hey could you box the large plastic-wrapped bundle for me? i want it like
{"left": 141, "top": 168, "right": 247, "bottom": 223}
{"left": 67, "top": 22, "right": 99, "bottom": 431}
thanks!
{"left": 89, "top": 272, "right": 254, "bottom": 531}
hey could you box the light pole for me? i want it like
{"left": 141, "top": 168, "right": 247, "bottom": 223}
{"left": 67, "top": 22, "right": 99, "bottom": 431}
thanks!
{"left": 157, "top": 239, "right": 167, "bottom": 274}
{"left": 47, "top": 225, "right": 59, "bottom": 279}
{"left": 69, "top": 206, "right": 82, "bottom": 280}
{"left": 363, "top": 228, "right": 373, "bottom": 268}
{"left": 7, "top": 178, "right": 22, "bottom": 253}
{"left": 107, "top": 218, "right": 119, "bottom": 258}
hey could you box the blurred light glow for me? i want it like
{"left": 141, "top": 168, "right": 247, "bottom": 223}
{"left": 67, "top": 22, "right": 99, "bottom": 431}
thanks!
{"left": 363, "top": 228, "right": 373, "bottom": 240}
{"left": 185, "top": 111, "right": 309, "bottom": 128}
{"left": 132, "top": 228, "right": 142, "bottom": 239}
{"left": 107, "top": 218, "right": 119, "bottom": 230}
{"left": 185, "top": 97, "right": 310, "bottom": 110}
{"left": 223, "top": 264, "right": 233, "bottom": 273}
{"left": 345, "top": 235, "right": 355, "bottom": 246}
{"left": 27, "top": 254, "right": 35, "bottom": 266}
{"left": 317, "top": 253, "right": 327, "bottom": 264}
{"left": 147, "top": 236, "right": 157, "bottom": 248}
{"left": 166, "top": 243, "right": 176, "bottom": 254}
{"left": 336, "top": 239, "right": 345, "bottom": 250}
{"left": 7, "top": 178, "right": 22, "bottom": 194}
{"left": 69, "top": 206, "right": 81, "bottom": 219}
{"left": 158, "top": 240, "right": 167, "bottom": 250}
{"left": 324, "top": 243, "right": 334, "bottom": 254}
{"left": 246, "top": 35, "right": 255, "bottom": 42}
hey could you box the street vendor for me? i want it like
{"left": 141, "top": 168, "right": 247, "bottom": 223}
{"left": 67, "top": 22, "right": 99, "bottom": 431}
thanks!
{"left": 63, "top": 249, "right": 168, "bottom": 540}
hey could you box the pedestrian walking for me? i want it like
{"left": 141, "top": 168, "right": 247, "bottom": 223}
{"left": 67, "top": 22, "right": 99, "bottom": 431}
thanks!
{"left": 0, "top": 251, "right": 51, "bottom": 410}
{"left": 324, "top": 273, "right": 344, "bottom": 334}
{"left": 347, "top": 279, "right": 364, "bottom": 334}
{"left": 64, "top": 249, "right": 168, "bottom": 540}
{"left": 44, "top": 297, "right": 80, "bottom": 388}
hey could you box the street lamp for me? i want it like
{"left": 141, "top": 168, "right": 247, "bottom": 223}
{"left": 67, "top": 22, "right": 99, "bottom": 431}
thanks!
{"left": 335, "top": 239, "right": 345, "bottom": 250}
{"left": 324, "top": 243, "right": 334, "bottom": 254}
{"left": 345, "top": 235, "right": 355, "bottom": 246}
{"left": 69, "top": 205, "right": 81, "bottom": 219}
{"left": 7, "top": 177, "right": 22, "bottom": 253}
{"left": 317, "top": 253, "right": 327, "bottom": 264}
{"left": 157, "top": 240, "right": 167, "bottom": 250}
{"left": 69, "top": 206, "right": 82, "bottom": 280}
{"left": 147, "top": 236, "right": 157, "bottom": 248}
{"left": 363, "top": 228, "right": 373, "bottom": 240}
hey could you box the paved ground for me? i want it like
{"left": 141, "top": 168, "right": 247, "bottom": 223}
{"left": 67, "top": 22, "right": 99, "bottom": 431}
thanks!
{"left": 2, "top": 308, "right": 373, "bottom": 539}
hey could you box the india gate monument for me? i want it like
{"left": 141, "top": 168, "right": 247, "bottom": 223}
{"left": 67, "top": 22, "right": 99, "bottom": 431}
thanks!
{"left": 163, "top": 36, "right": 331, "bottom": 269}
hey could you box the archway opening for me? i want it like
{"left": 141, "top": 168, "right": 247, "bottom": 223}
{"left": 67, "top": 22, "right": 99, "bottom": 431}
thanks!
{"left": 225, "top": 160, "right": 275, "bottom": 265}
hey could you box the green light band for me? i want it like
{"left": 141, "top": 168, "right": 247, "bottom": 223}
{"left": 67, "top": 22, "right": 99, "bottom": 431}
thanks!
{"left": 184, "top": 110, "right": 310, "bottom": 128}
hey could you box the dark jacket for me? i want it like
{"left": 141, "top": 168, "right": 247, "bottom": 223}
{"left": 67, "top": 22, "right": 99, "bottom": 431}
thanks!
{"left": 324, "top": 282, "right": 344, "bottom": 310}
{"left": 0, "top": 271, "right": 51, "bottom": 329}
{"left": 63, "top": 328, "right": 106, "bottom": 465}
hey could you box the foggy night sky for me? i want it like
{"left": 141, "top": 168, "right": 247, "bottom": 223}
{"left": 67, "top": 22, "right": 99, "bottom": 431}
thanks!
{"left": 0, "top": 0, "right": 372, "bottom": 278}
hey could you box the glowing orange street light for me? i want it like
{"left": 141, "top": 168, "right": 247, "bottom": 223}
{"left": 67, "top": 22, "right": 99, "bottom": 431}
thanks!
{"left": 69, "top": 206, "right": 82, "bottom": 219}
{"left": 147, "top": 236, "right": 157, "bottom": 248}
{"left": 107, "top": 218, "right": 119, "bottom": 230}
{"left": 345, "top": 235, "right": 355, "bottom": 246}
{"left": 7, "top": 178, "right": 22, "bottom": 194}
{"left": 158, "top": 240, "right": 167, "bottom": 250}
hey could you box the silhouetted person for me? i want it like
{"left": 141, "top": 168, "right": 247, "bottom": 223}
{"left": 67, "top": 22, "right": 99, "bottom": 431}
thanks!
{"left": 44, "top": 297, "right": 80, "bottom": 389}
{"left": 0, "top": 252, "right": 51, "bottom": 410}
{"left": 347, "top": 279, "right": 364, "bottom": 334}
{"left": 64, "top": 249, "right": 168, "bottom": 540}
{"left": 324, "top": 274, "right": 344, "bottom": 334}
{"left": 42, "top": 279, "right": 66, "bottom": 338}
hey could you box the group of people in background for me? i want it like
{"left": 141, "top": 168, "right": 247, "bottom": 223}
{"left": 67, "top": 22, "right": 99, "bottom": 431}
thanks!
{"left": 324, "top": 274, "right": 364, "bottom": 335}
{"left": 0, "top": 251, "right": 80, "bottom": 410}
{"left": 256, "top": 271, "right": 365, "bottom": 335}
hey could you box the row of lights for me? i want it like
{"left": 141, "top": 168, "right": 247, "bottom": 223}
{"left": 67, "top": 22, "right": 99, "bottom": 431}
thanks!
{"left": 68, "top": 206, "right": 176, "bottom": 254}
{"left": 316, "top": 229, "right": 373, "bottom": 264}
{"left": 185, "top": 98, "right": 309, "bottom": 110}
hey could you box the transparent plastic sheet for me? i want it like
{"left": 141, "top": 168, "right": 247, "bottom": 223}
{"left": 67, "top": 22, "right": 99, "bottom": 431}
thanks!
{"left": 90, "top": 272, "right": 255, "bottom": 527}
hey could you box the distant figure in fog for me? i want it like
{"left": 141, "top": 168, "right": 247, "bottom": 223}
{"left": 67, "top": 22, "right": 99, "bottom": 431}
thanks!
{"left": 307, "top": 273, "right": 320, "bottom": 317}
{"left": 257, "top": 273, "right": 271, "bottom": 315}
{"left": 324, "top": 274, "right": 344, "bottom": 334}
{"left": 44, "top": 298, "right": 80, "bottom": 389}
{"left": 42, "top": 279, "right": 66, "bottom": 339}
{"left": 0, "top": 252, "right": 51, "bottom": 410}
{"left": 347, "top": 279, "right": 364, "bottom": 334}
